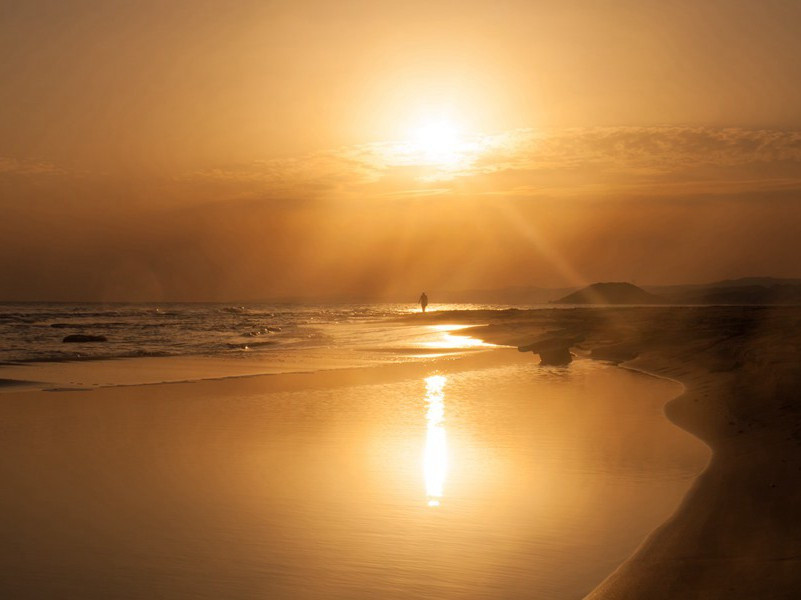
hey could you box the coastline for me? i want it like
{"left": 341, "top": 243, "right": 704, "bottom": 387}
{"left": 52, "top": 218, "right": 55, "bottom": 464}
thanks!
{"left": 585, "top": 353, "right": 801, "bottom": 599}
{"left": 466, "top": 305, "right": 801, "bottom": 599}
{"left": 2, "top": 305, "right": 797, "bottom": 597}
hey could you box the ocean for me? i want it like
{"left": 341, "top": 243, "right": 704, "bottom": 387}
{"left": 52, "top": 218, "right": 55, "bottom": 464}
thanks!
{"left": 0, "top": 302, "right": 527, "bottom": 390}
{"left": 0, "top": 302, "right": 521, "bottom": 365}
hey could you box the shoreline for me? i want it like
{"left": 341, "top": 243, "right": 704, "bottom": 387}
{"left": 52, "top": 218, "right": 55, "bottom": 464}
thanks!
{"left": 2, "top": 305, "right": 798, "bottom": 597}
{"left": 0, "top": 319, "right": 501, "bottom": 392}
{"left": 585, "top": 352, "right": 801, "bottom": 599}
{"left": 0, "top": 346, "right": 510, "bottom": 395}
{"left": 586, "top": 357, "right": 714, "bottom": 599}
{"left": 467, "top": 305, "right": 801, "bottom": 599}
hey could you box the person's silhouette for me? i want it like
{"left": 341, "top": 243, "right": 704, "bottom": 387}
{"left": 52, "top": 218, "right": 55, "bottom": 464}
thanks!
{"left": 419, "top": 292, "right": 429, "bottom": 313}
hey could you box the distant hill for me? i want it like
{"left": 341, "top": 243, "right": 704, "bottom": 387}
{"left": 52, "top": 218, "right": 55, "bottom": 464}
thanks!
{"left": 553, "top": 282, "right": 665, "bottom": 305}
{"left": 673, "top": 284, "right": 801, "bottom": 305}
{"left": 644, "top": 277, "right": 801, "bottom": 305}
{"left": 249, "top": 277, "right": 801, "bottom": 306}
{"left": 704, "top": 277, "right": 801, "bottom": 289}
{"left": 433, "top": 285, "right": 573, "bottom": 305}
{"left": 437, "top": 278, "right": 801, "bottom": 306}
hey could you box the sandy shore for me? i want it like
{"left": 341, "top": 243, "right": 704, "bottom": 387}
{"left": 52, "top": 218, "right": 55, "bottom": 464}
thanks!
{"left": 0, "top": 322, "right": 709, "bottom": 599}
{"left": 442, "top": 305, "right": 801, "bottom": 599}
{"left": 3, "top": 305, "right": 797, "bottom": 598}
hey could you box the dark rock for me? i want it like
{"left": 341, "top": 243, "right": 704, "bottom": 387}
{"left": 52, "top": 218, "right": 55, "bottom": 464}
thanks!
{"left": 62, "top": 334, "right": 107, "bottom": 343}
{"left": 518, "top": 333, "right": 584, "bottom": 366}
{"left": 539, "top": 346, "right": 573, "bottom": 365}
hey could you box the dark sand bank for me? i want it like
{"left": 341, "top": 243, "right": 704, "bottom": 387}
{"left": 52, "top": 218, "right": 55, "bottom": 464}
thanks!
{"left": 435, "top": 306, "right": 801, "bottom": 599}
{"left": 0, "top": 378, "right": 42, "bottom": 390}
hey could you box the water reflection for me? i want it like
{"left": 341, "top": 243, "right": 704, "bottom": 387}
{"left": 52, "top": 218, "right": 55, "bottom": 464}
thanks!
{"left": 423, "top": 324, "right": 495, "bottom": 350}
{"left": 424, "top": 375, "right": 448, "bottom": 507}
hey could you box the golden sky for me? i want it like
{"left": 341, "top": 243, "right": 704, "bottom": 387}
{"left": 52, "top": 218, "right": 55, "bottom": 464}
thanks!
{"left": 2, "top": 0, "right": 801, "bottom": 301}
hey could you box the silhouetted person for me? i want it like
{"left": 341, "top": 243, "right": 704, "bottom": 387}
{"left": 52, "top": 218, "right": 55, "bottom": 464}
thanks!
{"left": 419, "top": 292, "right": 429, "bottom": 313}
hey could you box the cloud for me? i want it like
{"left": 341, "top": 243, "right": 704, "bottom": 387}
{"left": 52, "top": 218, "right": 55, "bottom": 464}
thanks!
{"left": 0, "top": 156, "right": 64, "bottom": 176}
{"left": 177, "top": 148, "right": 384, "bottom": 199}
{"left": 488, "top": 126, "right": 801, "bottom": 172}
{"left": 3, "top": 128, "right": 801, "bottom": 300}
{"left": 7, "top": 127, "right": 800, "bottom": 204}
{"left": 178, "top": 126, "right": 801, "bottom": 202}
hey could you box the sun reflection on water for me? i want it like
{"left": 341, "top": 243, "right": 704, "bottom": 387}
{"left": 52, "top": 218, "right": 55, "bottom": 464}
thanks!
{"left": 424, "top": 375, "right": 448, "bottom": 507}
{"left": 422, "top": 324, "right": 497, "bottom": 351}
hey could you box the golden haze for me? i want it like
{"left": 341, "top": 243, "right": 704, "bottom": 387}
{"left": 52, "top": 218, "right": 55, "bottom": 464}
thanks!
{"left": 2, "top": 0, "right": 801, "bottom": 300}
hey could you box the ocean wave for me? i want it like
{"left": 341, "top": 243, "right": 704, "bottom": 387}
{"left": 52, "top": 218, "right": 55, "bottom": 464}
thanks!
{"left": 0, "top": 301, "right": 516, "bottom": 365}
{"left": 48, "top": 322, "right": 140, "bottom": 329}
{"left": 226, "top": 340, "right": 277, "bottom": 350}
{"left": 0, "top": 349, "right": 179, "bottom": 365}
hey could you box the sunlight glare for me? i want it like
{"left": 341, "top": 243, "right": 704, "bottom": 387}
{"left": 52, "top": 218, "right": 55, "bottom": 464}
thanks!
{"left": 414, "top": 117, "right": 460, "bottom": 152}
{"left": 407, "top": 115, "right": 467, "bottom": 167}
{"left": 424, "top": 375, "right": 448, "bottom": 507}
{"left": 423, "top": 325, "right": 497, "bottom": 350}
{"left": 373, "top": 110, "right": 505, "bottom": 180}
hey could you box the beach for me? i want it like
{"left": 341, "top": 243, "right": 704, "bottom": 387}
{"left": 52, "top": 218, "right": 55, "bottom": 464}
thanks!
{"left": 7, "top": 1, "right": 801, "bottom": 596}
{"left": 464, "top": 305, "right": 801, "bottom": 599}
{"left": 0, "top": 308, "right": 711, "bottom": 599}
{"left": 1, "top": 305, "right": 798, "bottom": 598}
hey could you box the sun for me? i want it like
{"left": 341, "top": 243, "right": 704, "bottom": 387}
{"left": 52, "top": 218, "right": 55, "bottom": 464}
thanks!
{"left": 413, "top": 118, "right": 461, "bottom": 152}
{"left": 379, "top": 110, "right": 491, "bottom": 176}
{"left": 408, "top": 116, "right": 466, "bottom": 166}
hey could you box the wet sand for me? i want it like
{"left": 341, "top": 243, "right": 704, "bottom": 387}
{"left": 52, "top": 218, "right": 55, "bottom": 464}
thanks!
{"left": 0, "top": 345, "right": 706, "bottom": 599}
{"left": 457, "top": 305, "right": 801, "bottom": 599}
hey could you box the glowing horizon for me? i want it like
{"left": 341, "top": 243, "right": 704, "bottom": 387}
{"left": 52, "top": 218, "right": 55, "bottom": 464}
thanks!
{"left": 2, "top": 1, "right": 801, "bottom": 302}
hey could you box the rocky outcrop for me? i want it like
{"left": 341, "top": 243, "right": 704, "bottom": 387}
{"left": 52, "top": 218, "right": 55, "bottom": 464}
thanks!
{"left": 518, "top": 332, "right": 584, "bottom": 365}
{"left": 62, "top": 334, "right": 108, "bottom": 343}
